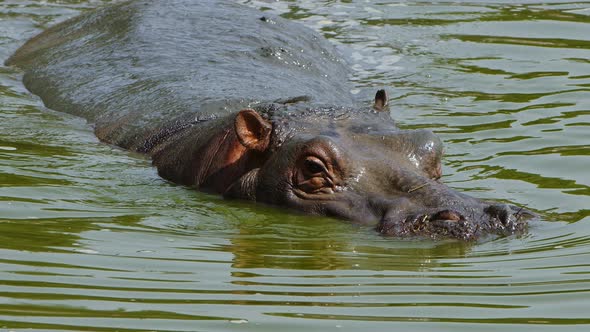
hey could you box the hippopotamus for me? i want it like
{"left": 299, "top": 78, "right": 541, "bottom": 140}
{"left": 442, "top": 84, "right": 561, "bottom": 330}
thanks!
{"left": 6, "top": 0, "right": 532, "bottom": 240}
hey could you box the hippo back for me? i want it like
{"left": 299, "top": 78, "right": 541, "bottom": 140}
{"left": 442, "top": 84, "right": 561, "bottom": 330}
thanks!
{"left": 6, "top": 0, "right": 353, "bottom": 149}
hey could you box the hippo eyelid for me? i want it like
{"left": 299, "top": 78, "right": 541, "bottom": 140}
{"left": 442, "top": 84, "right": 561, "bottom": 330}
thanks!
{"left": 304, "top": 156, "right": 327, "bottom": 174}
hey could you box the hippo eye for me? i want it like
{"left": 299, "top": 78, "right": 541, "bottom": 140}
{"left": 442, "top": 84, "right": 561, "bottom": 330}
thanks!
{"left": 303, "top": 157, "right": 326, "bottom": 175}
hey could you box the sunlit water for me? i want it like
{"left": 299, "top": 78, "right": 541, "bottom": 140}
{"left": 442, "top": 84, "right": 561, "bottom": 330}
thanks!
{"left": 0, "top": 0, "right": 589, "bottom": 331}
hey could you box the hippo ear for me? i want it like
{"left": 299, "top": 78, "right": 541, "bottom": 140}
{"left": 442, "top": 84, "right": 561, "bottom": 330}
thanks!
{"left": 374, "top": 89, "right": 388, "bottom": 111}
{"left": 234, "top": 109, "right": 272, "bottom": 152}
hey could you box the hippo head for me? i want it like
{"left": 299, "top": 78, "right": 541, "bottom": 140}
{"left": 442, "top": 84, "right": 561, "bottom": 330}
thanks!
{"left": 151, "top": 91, "right": 531, "bottom": 240}
{"left": 218, "top": 92, "right": 531, "bottom": 241}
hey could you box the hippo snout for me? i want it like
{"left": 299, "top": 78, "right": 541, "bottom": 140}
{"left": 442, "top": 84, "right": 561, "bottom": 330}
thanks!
{"left": 484, "top": 204, "right": 532, "bottom": 235}
{"left": 377, "top": 203, "right": 529, "bottom": 241}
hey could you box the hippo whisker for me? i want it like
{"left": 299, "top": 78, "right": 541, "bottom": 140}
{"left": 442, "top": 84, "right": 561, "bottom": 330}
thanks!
{"left": 408, "top": 182, "right": 429, "bottom": 193}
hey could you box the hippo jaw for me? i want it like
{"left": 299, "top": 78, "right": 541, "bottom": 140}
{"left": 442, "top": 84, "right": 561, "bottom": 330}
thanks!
{"left": 222, "top": 109, "right": 531, "bottom": 241}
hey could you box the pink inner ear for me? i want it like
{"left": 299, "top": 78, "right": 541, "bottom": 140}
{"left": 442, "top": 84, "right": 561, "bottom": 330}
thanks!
{"left": 235, "top": 109, "right": 271, "bottom": 151}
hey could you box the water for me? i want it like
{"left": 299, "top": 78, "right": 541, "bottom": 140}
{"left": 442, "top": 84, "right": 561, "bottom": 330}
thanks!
{"left": 0, "top": 0, "right": 588, "bottom": 331}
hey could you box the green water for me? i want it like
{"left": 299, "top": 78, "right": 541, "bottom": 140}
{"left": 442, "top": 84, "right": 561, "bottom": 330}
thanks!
{"left": 1, "top": 0, "right": 589, "bottom": 331}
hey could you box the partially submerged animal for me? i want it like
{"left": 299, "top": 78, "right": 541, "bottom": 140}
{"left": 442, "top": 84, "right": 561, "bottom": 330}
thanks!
{"left": 6, "top": 0, "right": 532, "bottom": 240}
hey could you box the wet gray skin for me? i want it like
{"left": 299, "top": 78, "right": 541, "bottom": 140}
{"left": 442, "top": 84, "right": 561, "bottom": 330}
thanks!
{"left": 5, "top": 0, "right": 532, "bottom": 240}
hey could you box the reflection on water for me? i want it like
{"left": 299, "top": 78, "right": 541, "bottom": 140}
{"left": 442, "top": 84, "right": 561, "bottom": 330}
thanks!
{"left": 1, "top": 0, "right": 589, "bottom": 331}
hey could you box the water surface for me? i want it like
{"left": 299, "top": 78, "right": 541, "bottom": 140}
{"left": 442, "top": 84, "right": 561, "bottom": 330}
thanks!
{"left": 1, "top": 0, "right": 589, "bottom": 331}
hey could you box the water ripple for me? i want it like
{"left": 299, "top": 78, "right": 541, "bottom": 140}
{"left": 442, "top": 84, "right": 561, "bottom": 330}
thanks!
{"left": 0, "top": 0, "right": 588, "bottom": 331}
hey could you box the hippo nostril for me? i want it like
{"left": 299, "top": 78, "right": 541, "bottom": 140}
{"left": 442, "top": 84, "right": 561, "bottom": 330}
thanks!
{"left": 481, "top": 203, "right": 532, "bottom": 236}
{"left": 432, "top": 209, "right": 463, "bottom": 222}
{"left": 484, "top": 204, "right": 512, "bottom": 226}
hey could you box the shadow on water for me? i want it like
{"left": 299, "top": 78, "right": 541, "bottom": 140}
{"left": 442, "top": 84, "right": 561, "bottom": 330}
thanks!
{"left": 222, "top": 202, "right": 474, "bottom": 271}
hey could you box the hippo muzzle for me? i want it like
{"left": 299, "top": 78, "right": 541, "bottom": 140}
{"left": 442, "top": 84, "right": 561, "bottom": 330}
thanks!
{"left": 375, "top": 188, "right": 530, "bottom": 240}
